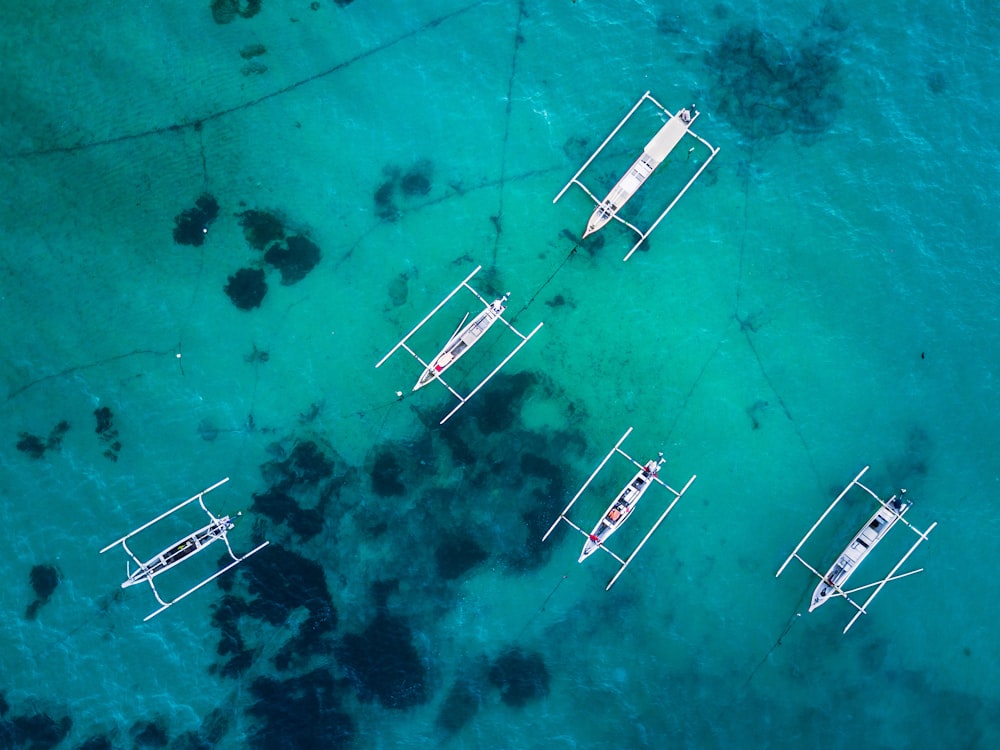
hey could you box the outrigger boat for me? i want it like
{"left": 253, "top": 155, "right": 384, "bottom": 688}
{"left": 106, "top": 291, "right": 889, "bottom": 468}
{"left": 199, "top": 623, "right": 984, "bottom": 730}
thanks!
{"left": 100, "top": 478, "right": 269, "bottom": 621}
{"left": 809, "top": 490, "right": 909, "bottom": 612}
{"left": 543, "top": 427, "right": 696, "bottom": 590}
{"left": 776, "top": 466, "right": 937, "bottom": 633}
{"left": 376, "top": 265, "right": 543, "bottom": 424}
{"left": 554, "top": 90, "right": 720, "bottom": 261}
{"left": 579, "top": 455, "right": 664, "bottom": 562}
{"left": 583, "top": 109, "right": 695, "bottom": 240}
{"left": 413, "top": 295, "right": 508, "bottom": 391}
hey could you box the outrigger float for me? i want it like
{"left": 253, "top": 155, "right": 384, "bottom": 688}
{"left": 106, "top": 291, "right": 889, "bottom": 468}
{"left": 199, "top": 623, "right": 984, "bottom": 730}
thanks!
{"left": 554, "top": 90, "right": 720, "bottom": 261}
{"left": 543, "top": 427, "right": 696, "bottom": 590}
{"left": 376, "top": 265, "right": 543, "bottom": 424}
{"left": 776, "top": 466, "right": 937, "bottom": 633}
{"left": 100, "top": 478, "right": 269, "bottom": 621}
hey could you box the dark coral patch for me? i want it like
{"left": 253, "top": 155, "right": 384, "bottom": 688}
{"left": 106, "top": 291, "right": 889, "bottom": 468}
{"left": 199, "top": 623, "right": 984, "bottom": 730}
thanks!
{"left": 435, "top": 533, "right": 489, "bottom": 580}
{"left": 374, "top": 179, "right": 398, "bottom": 221}
{"left": 247, "top": 670, "right": 353, "bottom": 750}
{"left": 488, "top": 647, "right": 550, "bottom": 707}
{"left": 264, "top": 235, "right": 321, "bottom": 285}
{"left": 926, "top": 70, "right": 947, "bottom": 94}
{"left": 335, "top": 612, "right": 428, "bottom": 708}
{"left": 16, "top": 433, "right": 47, "bottom": 459}
{"left": 173, "top": 194, "right": 219, "bottom": 246}
{"left": 76, "top": 736, "right": 114, "bottom": 750}
{"left": 400, "top": 160, "right": 432, "bottom": 197}
{"left": 387, "top": 272, "right": 409, "bottom": 307}
{"left": 211, "top": 594, "right": 254, "bottom": 678}
{"left": 94, "top": 406, "right": 120, "bottom": 462}
{"left": 131, "top": 719, "right": 168, "bottom": 748}
{"left": 466, "top": 371, "right": 538, "bottom": 435}
{"left": 252, "top": 485, "right": 325, "bottom": 540}
{"left": 262, "top": 440, "right": 336, "bottom": 487}
{"left": 94, "top": 407, "right": 113, "bottom": 435}
{"left": 254, "top": 440, "right": 351, "bottom": 543}
{"left": 240, "top": 43, "right": 267, "bottom": 59}
{"left": 370, "top": 447, "right": 405, "bottom": 497}
{"left": 705, "top": 7, "right": 847, "bottom": 142}
{"left": 16, "top": 421, "right": 70, "bottom": 460}
{"left": 5, "top": 713, "right": 72, "bottom": 750}
{"left": 47, "top": 420, "right": 70, "bottom": 449}
{"left": 225, "top": 267, "right": 268, "bottom": 310}
{"left": 30, "top": 564, "right": 59, "bottom": 601}
{"left": 375, "top": 159, "right": 433, "bottom": 220}
{"left": 435, "top": 675, "right": 482, "bottom": 734}
{"left": 211, "top": 0, "right": 261, "bottom": 24}
{"left": 238, "top": 544, "right": 337, "bottom": 669}
{"left": 237, "top": 209, "right": 285, "bottom": 251}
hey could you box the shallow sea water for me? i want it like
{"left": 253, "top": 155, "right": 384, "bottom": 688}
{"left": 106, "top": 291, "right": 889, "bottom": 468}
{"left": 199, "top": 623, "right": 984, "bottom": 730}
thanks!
{"left": 1, "top": 1, "right": 997, "bottom": 748}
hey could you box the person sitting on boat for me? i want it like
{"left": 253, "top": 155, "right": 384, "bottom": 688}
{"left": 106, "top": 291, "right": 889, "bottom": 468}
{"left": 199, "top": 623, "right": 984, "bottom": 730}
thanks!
{"left": 608, "top": 507, "right": 622, "bottom": 523}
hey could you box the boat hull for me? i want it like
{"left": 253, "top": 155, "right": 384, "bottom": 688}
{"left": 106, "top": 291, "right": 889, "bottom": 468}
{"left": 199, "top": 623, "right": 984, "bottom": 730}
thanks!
{"left": 809, "top": 497, "right": 910, "bottom": 611}
{"left": 582, "top": 110, "right": 693, "bottom": 239}
{"left": 579, "top": 458, "right": 662, "bottom": 561}
{"left": 413, "top": 297, "right": 507, "bottom": 391}
{"left": 123, "top": 516, "right": 234, "bottom": 588}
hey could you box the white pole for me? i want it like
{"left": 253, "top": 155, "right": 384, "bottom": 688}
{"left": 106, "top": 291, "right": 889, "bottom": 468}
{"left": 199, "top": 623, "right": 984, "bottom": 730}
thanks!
{"left": 100, "top": 478, "right": 230, "bottom": 554}
{"left": 554, "top": 92, "right": 651, "bottom": 204}
{"left": 438, "top": 322, "right": 543, "bottom": 425}
{"left": 598, "top": 545, "right": 628, "bottom": 567}
{"left": 376, "top": 266, "right": 482, "bottom": 368}
{"left": 843, "top": 522, "right": 937, "bottom": 633}
{"left": 605, "top": 473, "right": 695, "bottom": 590}
{"left": 838, "top": 568, "right": 925, "bottom": 597}
{"left": 142, "top": 541, "right": 269, "bottom": 622}
{"left": 622, "top": 145, "right": 720, "bottom": 262}
{"left": 543, "top": 427, "right": 634, "bottom": 540}
{"left": 776, "top": 466, "right": 869, "bottom": 578}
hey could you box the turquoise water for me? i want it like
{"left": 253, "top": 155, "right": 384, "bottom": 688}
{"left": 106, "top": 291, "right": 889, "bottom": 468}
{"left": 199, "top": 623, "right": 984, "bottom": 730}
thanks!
{"left": 1, "top": 0, "right": 997, "bottom": 747}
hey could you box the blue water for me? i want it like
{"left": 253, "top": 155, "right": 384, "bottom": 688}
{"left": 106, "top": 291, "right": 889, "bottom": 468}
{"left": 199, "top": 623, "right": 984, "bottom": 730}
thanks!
{"left": 2, "top": 1, "right": 997, "bottom": 748}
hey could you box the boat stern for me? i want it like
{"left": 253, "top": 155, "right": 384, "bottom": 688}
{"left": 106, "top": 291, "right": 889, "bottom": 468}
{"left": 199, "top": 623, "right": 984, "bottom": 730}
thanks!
{"left": 584, "top": 203, "right": 615, "bottom": 238}
{"left": 579, "top": 535, "right": 601, "bottom": 562}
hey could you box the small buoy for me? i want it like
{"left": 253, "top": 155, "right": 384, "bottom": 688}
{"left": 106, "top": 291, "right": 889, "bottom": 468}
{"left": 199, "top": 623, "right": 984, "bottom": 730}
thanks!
{"left": 395, "top": 390, "right": 403, "bottom": 398}
{"left": 176, "top": 353, "right": 182, "bottom": 359}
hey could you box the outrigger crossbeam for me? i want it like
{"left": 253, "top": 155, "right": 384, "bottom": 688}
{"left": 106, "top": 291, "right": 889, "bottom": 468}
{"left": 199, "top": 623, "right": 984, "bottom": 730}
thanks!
{"left": 376, "top": 265, "right": 543, "bottom": 424}
{"left": 100, "top": 477, "right": 269, "bottom": 622}
{"left": 553, "top": 90, "right": 720, "bottom": 261}
{"left": 543, "top": 426, "right": 697, "bottom": 590}
{"left": 776, "top": 465, "right": 937, "bottom": 633}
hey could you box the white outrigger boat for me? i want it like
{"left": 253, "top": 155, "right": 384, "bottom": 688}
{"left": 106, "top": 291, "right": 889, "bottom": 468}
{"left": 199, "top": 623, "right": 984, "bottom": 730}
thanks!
{"left": 809, "top": 490, "right": 909, "bottom": 612}
{"left": 776, "top": 466, "right": 937, "bottom": 633}
{"left": 376, "top": 265, "right": 543, "bottom": 424}
{"left": 554, "top": 90, "right": 720, "bottom": 261}
{"left": 543, "top": 427, "right": 696, "bottom": 590}
{"left": 579, "top": 455, "right": 663, "bottom": 562}
{"left": 100, "top": 478, "right": 269, "bottom": 621}
{"left": 413, "top": 295, "right": 508, "bottom": 391}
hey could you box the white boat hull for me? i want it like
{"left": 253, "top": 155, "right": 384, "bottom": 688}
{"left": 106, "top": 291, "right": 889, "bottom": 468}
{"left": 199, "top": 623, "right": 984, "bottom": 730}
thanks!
{"left": 123, "top": 516, "right": 234, "bottom": 588}
{"left": 580, "top": 458, "right": 662, "bottom": 562}
{"left": 413, "top": 297, "right": 507, "bottom": 391}
{"left": 583, "top": 110, "right": 694, "bottom": 239}
{"left": 809, "top": 496, "right": 910, "bottom": 611}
